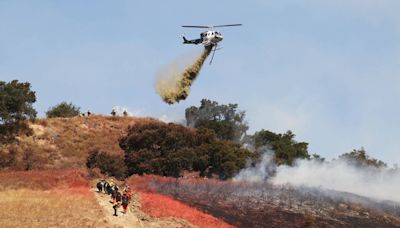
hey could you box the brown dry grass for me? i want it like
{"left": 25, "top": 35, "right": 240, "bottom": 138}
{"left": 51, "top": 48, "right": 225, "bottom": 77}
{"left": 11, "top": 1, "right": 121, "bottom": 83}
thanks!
{"left": 0, "top": 170, "right": 109, "bottom": 228}
{"left": 1, "top": 115, "right": 160, "bottom": 170}
{"left": 0, "top": 189, "right": 108, "bottom": 228}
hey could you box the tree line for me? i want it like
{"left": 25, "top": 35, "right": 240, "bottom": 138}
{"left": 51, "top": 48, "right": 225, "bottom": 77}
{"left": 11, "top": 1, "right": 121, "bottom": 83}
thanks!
{"left": 0, "top": 80, "right": 389, "bottom": 179}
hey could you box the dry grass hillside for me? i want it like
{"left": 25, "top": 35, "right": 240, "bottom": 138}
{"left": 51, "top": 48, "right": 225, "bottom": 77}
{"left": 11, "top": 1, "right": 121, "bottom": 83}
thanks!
{"left": 0, "top": 115, "right": 159, "bottom": 170}
{"left": 0, "top": 170, "right": 233, "bottom": 228}
{"left": 0, "top": 170, "right": 108, "bottom": 228}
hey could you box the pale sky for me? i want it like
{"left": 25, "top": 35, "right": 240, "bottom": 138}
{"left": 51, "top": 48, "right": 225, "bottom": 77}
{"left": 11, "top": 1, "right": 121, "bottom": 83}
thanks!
{"left": 1, "top": 1, "right": 400, "bottom": 164}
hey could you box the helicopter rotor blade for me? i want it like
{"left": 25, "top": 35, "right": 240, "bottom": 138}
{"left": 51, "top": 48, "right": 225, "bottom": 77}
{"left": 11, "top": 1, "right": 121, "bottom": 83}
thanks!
{"left": 182, "top": 24, "right": 242, "bottom": 29}
{"left": 213, "top": 24, "right": 242, "bottom": 28}
{"left": 182, "top": 25, "right": 210, "bottom": 28}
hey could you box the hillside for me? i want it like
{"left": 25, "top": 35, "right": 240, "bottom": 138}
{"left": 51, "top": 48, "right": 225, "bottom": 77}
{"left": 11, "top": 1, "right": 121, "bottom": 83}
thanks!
{"left": 1, "top": 116, "right": 400, "bottom": 227}
{"left": 0, "top": 170, "right": 107, "bottom": 227}
{"left": 127, "top": 175, "right": 400, "bottom": 228}
{"left": 0, "top": 115, "right": 158, "bottom": 170}
{"left": 0, "top": 170, "right": 231, "bottom": 228}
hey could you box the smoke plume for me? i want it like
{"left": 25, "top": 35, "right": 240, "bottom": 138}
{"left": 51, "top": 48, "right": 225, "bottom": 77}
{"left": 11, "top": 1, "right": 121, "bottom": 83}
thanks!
{"left": 235, "top": 153, "right": 400, "bottom": 202}
{"left": 234, "top": 151, "right": 276, "bottom": 182}
{"left": 156, "top": 46, "right": 212, "bottom": 104}
{"left": 272, "top": 159, "right": 400, "bottom": 202}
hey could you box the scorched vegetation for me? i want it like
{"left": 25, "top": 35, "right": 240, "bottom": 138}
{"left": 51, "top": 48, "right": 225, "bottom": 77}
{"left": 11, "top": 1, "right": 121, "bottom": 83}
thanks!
{"left": 127, "top": 175, "right": 400, "bottom": 228}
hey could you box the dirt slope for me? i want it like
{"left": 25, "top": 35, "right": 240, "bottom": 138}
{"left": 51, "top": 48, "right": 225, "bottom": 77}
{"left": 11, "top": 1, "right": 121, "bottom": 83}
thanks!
{"left": 0, "top": 170, "right": 195, "bottom": 228}
{"left": 0, "top": 115, "right": 160, "bottom": 170}
{"left": 0, "top": 170, "right": 108, "bottom": 227}
{"left": 93, "top": 189, "right": 194, "bottom": 228}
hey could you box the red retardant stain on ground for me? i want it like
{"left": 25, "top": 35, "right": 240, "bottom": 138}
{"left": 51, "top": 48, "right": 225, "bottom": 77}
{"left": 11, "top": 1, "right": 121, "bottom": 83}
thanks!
{"left": 139, "top": 191, "right": 234, "bottom": 228}
{"left": 0, "top": 169, "right": 89, "bottom": 190}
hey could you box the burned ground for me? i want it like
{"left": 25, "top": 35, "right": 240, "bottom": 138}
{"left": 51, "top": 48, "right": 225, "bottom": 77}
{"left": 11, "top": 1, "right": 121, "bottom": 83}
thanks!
{"left": 128, "top": 175, "right": 400, "bottom": 228}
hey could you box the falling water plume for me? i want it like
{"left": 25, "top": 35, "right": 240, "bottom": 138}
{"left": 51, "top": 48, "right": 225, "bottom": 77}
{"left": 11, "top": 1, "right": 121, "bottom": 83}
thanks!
{"left": 156, "top": 46, "right": 213, "bottom": 104}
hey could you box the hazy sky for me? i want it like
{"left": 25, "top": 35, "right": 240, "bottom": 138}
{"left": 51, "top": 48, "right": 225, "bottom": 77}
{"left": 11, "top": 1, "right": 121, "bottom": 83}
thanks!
{"left": 1, "top": 1, "right": 400, "bottom": 164}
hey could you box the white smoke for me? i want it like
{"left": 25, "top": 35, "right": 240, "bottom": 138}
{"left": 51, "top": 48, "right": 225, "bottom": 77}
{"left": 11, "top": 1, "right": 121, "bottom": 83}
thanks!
{"left": 272, "top": 159, "right": 400, "bottom": 202}
{"left": 235, "top": 153, "right": 400, "bottom": 202}
{"left": 158, "top": 114, "right": 185, "bottom": 125}
{"left": 234, "top": 152, "right": 276, "bottom": 182}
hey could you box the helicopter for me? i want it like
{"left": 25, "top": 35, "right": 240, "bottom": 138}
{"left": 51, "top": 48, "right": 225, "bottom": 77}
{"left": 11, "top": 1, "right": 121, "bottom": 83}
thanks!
{"left": 181, "top": 24, "right": 242, "bottom": 64}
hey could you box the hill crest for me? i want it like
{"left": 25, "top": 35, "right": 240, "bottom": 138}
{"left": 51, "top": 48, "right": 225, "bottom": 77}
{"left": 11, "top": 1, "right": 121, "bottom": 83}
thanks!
{"left": 0, "top": 115, "right": 160, "bottom": 170}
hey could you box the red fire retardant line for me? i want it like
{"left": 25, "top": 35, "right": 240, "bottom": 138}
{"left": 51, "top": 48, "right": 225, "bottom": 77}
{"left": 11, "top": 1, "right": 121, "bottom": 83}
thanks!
{"left": 138, "top": 191, "right": 234, "bottom": 228}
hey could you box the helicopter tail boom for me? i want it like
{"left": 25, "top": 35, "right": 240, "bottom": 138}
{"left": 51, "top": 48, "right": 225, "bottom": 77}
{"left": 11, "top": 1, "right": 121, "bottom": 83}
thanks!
{"left": 182, "top": 35, "right": 202, "bottom": 45}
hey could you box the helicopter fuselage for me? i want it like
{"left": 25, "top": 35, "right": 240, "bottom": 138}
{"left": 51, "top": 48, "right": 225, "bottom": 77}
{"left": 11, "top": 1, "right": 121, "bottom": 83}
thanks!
{"left": 200, "top": 30, "right": 224, "bottom": 46}
{"left": 183, "top": 30, "right": 223, "bottom": 47}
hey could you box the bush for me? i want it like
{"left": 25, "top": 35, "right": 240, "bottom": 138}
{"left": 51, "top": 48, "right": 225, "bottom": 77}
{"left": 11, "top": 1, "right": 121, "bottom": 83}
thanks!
{"left": 86, "top": 150, "right": 126, "bottom": 179}
{"left": 339, "top": 147, "right": 386, "bottom": 168}
{"left": 120, "top": 122, "right": 205, "bottom": 177}
{"left": 206, "top": 140, "right": 253, "bottom": 179}
{"left": 253, "top": 130, "right": 310, "bottom": 166}
{"left": 46, "top": 102, "right": 80, "bottom": 118}
{"left": 120, "top": 121, "right": 253, "bottom": 179}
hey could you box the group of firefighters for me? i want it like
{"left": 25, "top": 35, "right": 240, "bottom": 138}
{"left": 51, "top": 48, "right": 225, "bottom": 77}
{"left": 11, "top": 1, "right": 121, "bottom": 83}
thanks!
{"left": 96, "top": 179, "right": 133, "bottom": 216}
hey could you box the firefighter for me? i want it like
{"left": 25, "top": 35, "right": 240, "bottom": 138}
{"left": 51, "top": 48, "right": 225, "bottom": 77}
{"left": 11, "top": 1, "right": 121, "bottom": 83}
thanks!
{"left": 121, "top": 192, "right": 129, "bottom": 213}
{"left": 111, "top": 188, "right": 117, "bottom": 205}
{"left": 113, "top": 201, "right": 120, "bottom": 216}
{"left": 116, "top": 190, "right": 122, "bottom": 203}
{"left": 105, "top": 181, "right": 112, "bottom": 195}
{"left": 111, "top": 109, "right": 116, "bottom": 117}
{"left": 112, "top": 188, "right": 121, "bottom": 216}
{"left": 113, "top": 204, "right": 119, "bottom": 216}
{"left": 126, "top": 190, "right": 133, "bottom": 201}
{"left": 96, "top": 179, "right": 103, "bottom": 193}
{"left": 109, "top": 179, "right": 115, "bottom": 188}
{"left": 122, "top": 185, "right": 132, "bottom": 200}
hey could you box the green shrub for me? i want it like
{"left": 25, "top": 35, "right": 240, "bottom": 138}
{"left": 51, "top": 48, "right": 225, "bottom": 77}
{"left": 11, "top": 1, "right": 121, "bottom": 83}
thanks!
{"left": 46, "top": 102, "right": 80, "bottom": 118}
{"left": 86, "top": 150, "right": 126, "bottom": 179}
{"left": 120, "top": 121, "right": 253, "bottom": 179}
{"left": 253, "top": 130, "right": 310, "bottom": 166}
